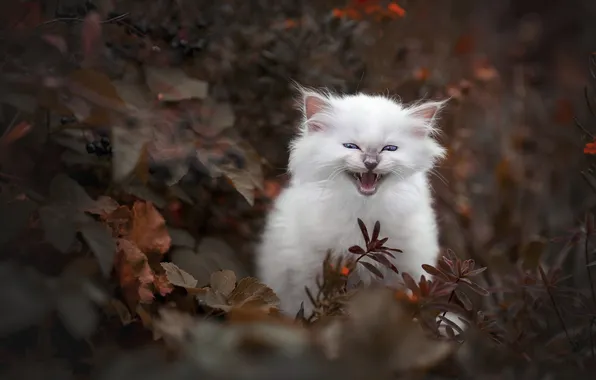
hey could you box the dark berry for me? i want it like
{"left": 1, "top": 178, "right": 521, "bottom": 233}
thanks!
{"left": 86, "top": 143, "right": 96, "bottom": 154}
{"left": 100, "top": 136, "right": 111, "bottom": 149}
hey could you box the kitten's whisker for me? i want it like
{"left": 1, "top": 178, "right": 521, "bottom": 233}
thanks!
{"left": 429, "top": 168, "right": 449, "bottom": 186}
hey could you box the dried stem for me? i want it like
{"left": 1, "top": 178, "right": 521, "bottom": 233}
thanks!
{"left": 543, "top": 278, "right": 575, "bottom": 351}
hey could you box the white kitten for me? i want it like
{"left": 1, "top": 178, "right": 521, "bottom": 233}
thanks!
{"left": 257, "top": 87, "right": 447, "bottom": 317}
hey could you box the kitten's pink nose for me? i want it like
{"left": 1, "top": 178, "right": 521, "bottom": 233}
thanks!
{"left": 364, "top": 159, "right": 378, "bottom": 170}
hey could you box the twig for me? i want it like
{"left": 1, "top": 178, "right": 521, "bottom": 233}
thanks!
{"left": 39, "top": 13, "right": 130, "bottom": 27}
{"left": 540, "top": 266, "right": 575, "bottom": 351}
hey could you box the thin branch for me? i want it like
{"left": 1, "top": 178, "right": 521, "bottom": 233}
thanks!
{"left": 38, "top": 13, "right": 129, "bottom": 27}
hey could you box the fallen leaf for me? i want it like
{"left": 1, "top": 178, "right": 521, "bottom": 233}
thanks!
{"left": 160, "top": 262, "right": 198, "bottom": 288}
{"left": 145, "top": 67, "right": 208, "bottom": 101}
{"left": 227, "top": 277, "right": 280, "bottom": 310}
{"left": 129, "top": 201, "right": 171, "bottom": 254}
{"left": 170, "top": 238, "right": 248, "bottom": 287}
{"left": 84, "top": 196, "right": 119, "bottom": 216}
{"left": 219, "top": 164, "right": 255, "bottom": 206}
{"left": 79, "top": 219, "right": 117, "bottom": 277}
{"left": 115, "top": 238, "right": 155, "bottom": 307}
{"left": 210, "top": 270, "right": 237, "bottom": 297}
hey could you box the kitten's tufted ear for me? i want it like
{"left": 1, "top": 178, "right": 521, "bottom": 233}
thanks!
{"left": 294, "top": 83, "right": 331, "bottom": 132}
{"left": 408, "top": 100, "right": 448, "bottom": 138}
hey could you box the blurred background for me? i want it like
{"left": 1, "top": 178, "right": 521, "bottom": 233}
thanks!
{"left": 1, "top": 0, "right": 596, "bottom": 379}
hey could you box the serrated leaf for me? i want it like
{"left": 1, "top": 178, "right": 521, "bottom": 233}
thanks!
{"left": 79, "top": 220, "right": 117, "bottom": 277}
{"left": 160, "top": 262, "right": 198, "bottom": 288}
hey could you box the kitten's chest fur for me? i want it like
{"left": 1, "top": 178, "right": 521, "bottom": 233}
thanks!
{"left": 300, "top": 189, "right": 411, "bottom": 256}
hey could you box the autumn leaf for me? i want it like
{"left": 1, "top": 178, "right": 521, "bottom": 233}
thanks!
{"left": 160, "top": 262, "right": 198, "bottom": 288}
{"left": 196, "top": 274, "right": 279, "bottom": 312}
{"left": 83, "top": 196, "right": 119, "bottom": 217}
{"left": 210, "top": 270, "right": 237, "bottom": 297}
{"left": 219, "top": 164, "right": 256, "bottom": 206}
{"left": 115, "top": 238, "right": 172, "bottom": 307}
{"left": 129, "top": 201, "right": 171, "bottom": 254}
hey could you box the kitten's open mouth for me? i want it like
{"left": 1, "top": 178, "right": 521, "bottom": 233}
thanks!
{"left": 349, "top": 172, "right": 383, "bottom": 196}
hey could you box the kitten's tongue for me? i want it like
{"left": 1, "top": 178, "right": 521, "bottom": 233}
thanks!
{"left": 359, "top": 172, "right": 377, "bottom": 192}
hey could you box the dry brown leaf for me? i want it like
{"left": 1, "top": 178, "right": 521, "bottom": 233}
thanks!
{"left": 84, "top": 195, "right": 119, "bottom": 216}
{"left": 210, "top": 270, "right": 237, "bottom": 297}
{"left": 129, "top": 201, "right": 171, "bottom": 254}
{"left": 145, "top": 67, "right": 208, "bottom": 101}
{"left": 160, "top": 262, "right": 198, "bottom": 288}
{"left": 220, "top": 164, "right": 255, "bottom": 206}
{"left": 115, "top": 238, "right": 154, "bottom": 307}
{"left": 197, "top": 275, "right": 279, "bottom": 312}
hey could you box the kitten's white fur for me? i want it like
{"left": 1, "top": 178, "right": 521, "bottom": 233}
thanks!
{"left": 257, "top": 87, "right": 447, "bottom": 316}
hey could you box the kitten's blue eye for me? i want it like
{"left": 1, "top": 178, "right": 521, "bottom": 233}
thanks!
{"left": 343, "top": 143, "right": 360, "bottom": 150}
{"left": 382, "top": 145, "right": 398, "bottom": 152}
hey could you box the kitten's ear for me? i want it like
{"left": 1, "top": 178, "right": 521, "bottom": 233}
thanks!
{"left": 294, "top": 83, "right": 331, "bottom": 132}
{"left": 408, "top": 99, "right": 448, "bottom": 138}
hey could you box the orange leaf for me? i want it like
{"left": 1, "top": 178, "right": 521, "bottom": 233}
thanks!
{"left": 0, "top": 121, "right": 31, "bottom": 147}
{"left": 387, "top": 3, "right": 406, "bottom": 17}
{"left": 129, "top": 201, "right": 171, "bottom": 254}
{"left": 115, "top": 238, "right": 154, "bottom": 307}
{"left": 584, "top": 141, "right": 596, "bottom": 154}
{"left": 414, "top": 67, "right": 430, "bottom": 81}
